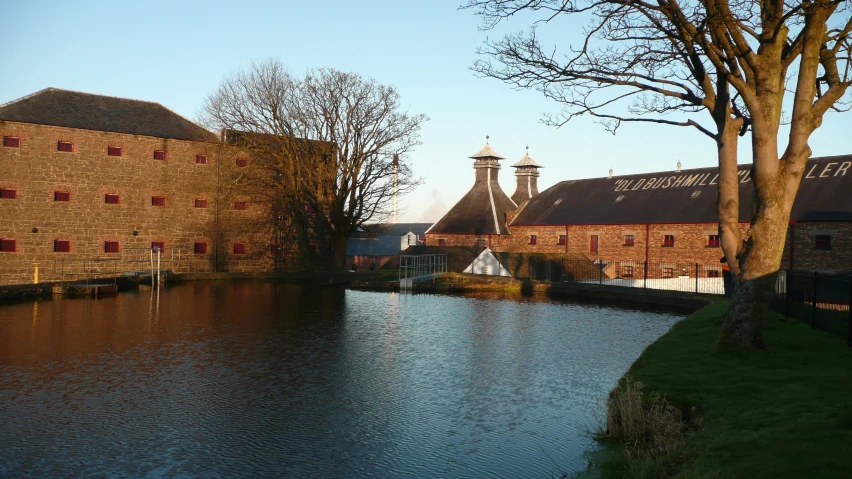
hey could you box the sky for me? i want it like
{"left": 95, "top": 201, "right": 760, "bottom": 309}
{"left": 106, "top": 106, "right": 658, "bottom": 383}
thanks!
{"left": 3, "top": 0, "right": 851, "bottom": 223}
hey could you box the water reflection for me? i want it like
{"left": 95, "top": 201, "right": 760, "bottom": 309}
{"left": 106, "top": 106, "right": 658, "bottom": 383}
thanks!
{"left": 0, "top": 282, "right": 680, "bottom": 478}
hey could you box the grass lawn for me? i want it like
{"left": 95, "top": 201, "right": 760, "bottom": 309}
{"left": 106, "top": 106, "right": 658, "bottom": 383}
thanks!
{"left": 599, "top": 301, "right": 852, "bottom": 478}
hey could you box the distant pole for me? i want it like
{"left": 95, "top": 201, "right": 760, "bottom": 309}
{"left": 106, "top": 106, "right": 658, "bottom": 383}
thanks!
{"left": 33, "top": 263, "right": 39, "bottom": 284}
{"left": 392, "top": 154, "right": 399, "bottom": 223}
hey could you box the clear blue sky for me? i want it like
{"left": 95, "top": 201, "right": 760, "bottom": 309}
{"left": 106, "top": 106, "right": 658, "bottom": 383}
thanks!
{"left": 3, "top": 0, "right": 851, "bottom": 223}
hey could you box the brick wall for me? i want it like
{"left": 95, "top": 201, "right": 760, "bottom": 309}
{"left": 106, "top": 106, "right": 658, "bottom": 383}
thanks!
{"left": 429, "top": 221, "right": 852, "bottom": 274}
{"left": 0, "top": 121, "right": 278, "bottom": 285}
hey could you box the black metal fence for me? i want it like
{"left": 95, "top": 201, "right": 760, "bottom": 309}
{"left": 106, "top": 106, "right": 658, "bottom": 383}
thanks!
{"left": 527, "top": 259, "right": 727, "bottom": 295}
{"left": 772, "top": 271, "right": 852, "bottom": 345}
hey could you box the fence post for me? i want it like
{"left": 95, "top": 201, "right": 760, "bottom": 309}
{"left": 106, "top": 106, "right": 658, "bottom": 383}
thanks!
{"left": 811, "top": 271, "right": 818, "bottom": 329}
{"left": 785, "top": 271, "right": 791, "bottom": 321}
{"left": 695, "top": 263, "right": 699, "bottom": 293}
{"left": 847, "top": 278, "right": 851, "bottom": 346}
{"left": 643, "top": 262, "right": 647, "bottom": 289}
{"left": 599, "top": 262, "right": 602, "bottom": 285}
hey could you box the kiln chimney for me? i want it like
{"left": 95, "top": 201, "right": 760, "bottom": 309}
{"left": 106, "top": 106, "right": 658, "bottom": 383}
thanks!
{"left": 510, "top": 146, "right": 543, "bottom": 204}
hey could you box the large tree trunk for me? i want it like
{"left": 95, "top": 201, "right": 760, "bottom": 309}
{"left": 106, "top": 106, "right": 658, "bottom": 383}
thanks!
{"left": 329, "top": 232, "right": 349, "bottom": 271}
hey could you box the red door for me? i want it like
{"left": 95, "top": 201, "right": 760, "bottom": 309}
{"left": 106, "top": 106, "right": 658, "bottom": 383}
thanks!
{"left": 590, "top": 235, "right": 599, "bottom": 253}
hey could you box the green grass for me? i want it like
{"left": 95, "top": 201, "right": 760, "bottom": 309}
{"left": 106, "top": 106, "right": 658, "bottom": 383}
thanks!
{"left": 599, "top": 301, "right": 852, "bottom": 478}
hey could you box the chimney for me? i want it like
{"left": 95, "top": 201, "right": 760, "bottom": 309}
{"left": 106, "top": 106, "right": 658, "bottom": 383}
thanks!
{"left": 468, "top": 135, "right": 506, "bottom": 189}
{"left": 510, "top": 146, "right": 543, "bottom": 205}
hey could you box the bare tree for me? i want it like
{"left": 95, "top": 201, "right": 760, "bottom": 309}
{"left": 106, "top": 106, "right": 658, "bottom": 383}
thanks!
{"left": 201, "top": 60, "right": 427, "bottom": 271}
{"left": 465, "top": 0, "right": 852, "bottom": 348}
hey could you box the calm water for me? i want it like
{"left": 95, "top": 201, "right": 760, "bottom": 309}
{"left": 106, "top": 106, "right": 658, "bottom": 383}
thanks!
{"left": 0, "top": 282, "right": 681, "bottom": 478}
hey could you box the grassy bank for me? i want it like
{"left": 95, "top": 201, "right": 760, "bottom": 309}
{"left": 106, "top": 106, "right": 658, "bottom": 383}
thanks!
{"left": 599, "top": 301, "right": 852, "bottom": 478}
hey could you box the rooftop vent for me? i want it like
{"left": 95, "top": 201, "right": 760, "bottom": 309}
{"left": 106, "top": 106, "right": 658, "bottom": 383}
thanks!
{"left": 677, "top": 160, "right": 683, "bottom": 172}
{"left": 690, "top": 190, "right": 701, "bottom": 199}
{"left": 615, "top": 195, "right": 625, "bottom": 202}
{"left": 608, "top": 168, "right": 613, "bottom": 179}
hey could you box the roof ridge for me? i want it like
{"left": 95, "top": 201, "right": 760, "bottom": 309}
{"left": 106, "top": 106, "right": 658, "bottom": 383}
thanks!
{"left": 0, "top": 87, "right": 52, "bottom": 110}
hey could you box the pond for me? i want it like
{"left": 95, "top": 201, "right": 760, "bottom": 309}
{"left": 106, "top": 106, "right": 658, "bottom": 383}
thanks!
{"left": 0, "top": 282, "right": 682, "bottom": 478}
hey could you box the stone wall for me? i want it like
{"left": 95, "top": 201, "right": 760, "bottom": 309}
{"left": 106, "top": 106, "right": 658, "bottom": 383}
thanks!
{"left": 0, "top": 121, "right": 276, "bottom": 285}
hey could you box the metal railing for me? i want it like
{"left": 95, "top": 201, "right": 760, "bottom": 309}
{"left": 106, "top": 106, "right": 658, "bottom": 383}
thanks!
{"left": 527, "top": 259, "right": 727, "bottom": 295}
{"left": 772, "top": 271, "right": 852, "bottom": 345}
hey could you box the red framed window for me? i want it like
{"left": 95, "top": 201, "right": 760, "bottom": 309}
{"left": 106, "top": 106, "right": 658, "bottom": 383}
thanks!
{"left": 3, "top": 136, "right": 20, "bottom": 148}
{"left": 105, "top": 193, "right": 120, "bottom": 204}
{"left": 662, "top": 267, "right": 675, "bottom": 278}
{"left": 557, "top": 234, "right": 566, "bottom": 245}
{"left": 529, "top": 235, "right": 537, "bottom": 245}
{"left": 54, "top": 191, "right": 71, "bottom": 202}
{"left": 437, "top": 239, "right": 446, "bottom": 246}
{"left": 0, "top": 239, "right": 16, "bottom": 252}
{"left": 233, "top": 243, "right": 247, "bottom": 255}
{"left": 624, "top": 235, "right": 635, "bottom": 246}
{"left": 707, "top": 270, "right": 721, "bottom": 278}
{"left": 590, "top": 235, "right": 599, "bottom": 253}
{"left": 234, "top": 201, "right": 247, "bottom": 210}
{"left": 475, "top": 238, "right": 487, "bottom": 248}
{"left": 663, "top": 235, "right": 675, "bottom": 247}
{"left": 194, "top": 242, "right": 208, "bottom": 254}
{"left": 195, "top": 154, "right": 207, "bottom": 164}
{"left": 622, "top": 265, "right": 634, "bottom": 278}
{"left": 107, "top": 146, "right": 122, "bottom": 157}
{"left": 194, "top": 199, "right": 208, "bottom": 208}
{"left": 815, "top": 235, "right": 832, "bottom": 250}
{"left": 104, "top": 241, "right": 120, "bottom": 253}
{"left": 151, "top": 196, "right": 166, "bottom": 207}
{"left": 0, "top": 188, "right": 17, "bottom": 199}
{"left": 54, "top": 240, "right": 71, "bottom": 253}
{"left": 151, "top": 241, "right": 165, "bottom": 252}
{"left": 57, "top": 141, "right": 74, "bottom": 152}
{"left": 153, "top": 150, "right": 167, "bottom": 160}
{"left": 235, "top": 158, "right": 247, "bottom": 167}
{"left": 708, "top": 235, "right": 720, "bottom": 247}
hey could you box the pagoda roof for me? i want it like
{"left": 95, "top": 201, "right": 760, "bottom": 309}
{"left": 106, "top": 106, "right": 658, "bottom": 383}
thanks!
{"left": 511, "top": 151, "right": 543, "bottom": 168}
{"left": 468, "top": 141, "right": 505, "bottom": 160}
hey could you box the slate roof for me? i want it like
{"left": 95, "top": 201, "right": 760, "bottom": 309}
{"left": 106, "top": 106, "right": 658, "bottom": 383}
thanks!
{"left": 0, "top": 88, "right": 216, "bottom": 142}
{"left": 346, "top": 236, "right": 407, "bottom": 257}
{"left": 372, "top": 223, "right": 433, "bottom": 237}
{"left": 513, "top": 155, "right": 852, "bottom": 225}
{"left": 469, "top": 142, "right": 505, "bottom": 159}
{"left": 427, "top": 168, "right": 517, "bottom": 235}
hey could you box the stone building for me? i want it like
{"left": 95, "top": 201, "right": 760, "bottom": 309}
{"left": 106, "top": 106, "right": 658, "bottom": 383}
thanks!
{"left": 426, "top": 141, "right": 852, "bottom": 275}
{"left": 0, "top": 88, "right": 282, "bottom": 286}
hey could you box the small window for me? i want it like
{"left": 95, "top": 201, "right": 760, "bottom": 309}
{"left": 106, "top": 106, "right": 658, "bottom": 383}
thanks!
{"left": 663, "top": 235, "right": 675, "bottom": 247}
{"left": 233, "top": 243, "right": 247, "bottom": 255}
{"left": 3, "top": 136, "right": 20, "bottom": 148}
{"left": 151, "top": 196, "right": 166, "bottom": 207}
{"left": 54, "top": 240, "right": 71, "bottom": 253}
{"left": 151, "top": 241, "right": 165, "bottom": 252}
{"left": 153, "top": 150, "right": 167, "bottom": 160}
{"left": 194, "top": 242, "right": 208, "bottom": 254}
{"left": 475, "top": 238, "right": 487, "bottom": 248}
{"left": 107, "top": 146, "right": 122, "bottom": 157}
{"left": 234, "top": 201, "right": 247, "bottom": 210}
{"left": 304, "top": 205, "right": 316, "bottom": 214}
{"left": 0, "top": 238, "right": 16, "bottom": 252}
{"left": 235, "top": 158, "right": 247, "bottom": 167}
{"left": 815, "top": 235, "right": 831, "bottom": 250}
{"left": 662, "top": 267, "right": 675, "bottom": 278}
{"left": 0, "top": 188, "right": 17, "bottom": 199}
{"left": 557, "top": 234, "right": 566, "bottom": 245}
{"left": 54, "top": 191, "right": 71, "bottom": 202}
{"left": 529, "top": 235, "right": 537, "bottom": 245}
{"left": 196, "top": 154, "right": 208, "bottom": 164}
{"left": 194, "top": 199, "right": 208, "bottom": 208}
{"left": 437, "top": 239, "right": 446, "bottom": 246}
{"left": 622, "top": 265, "right": 634, "bottom": 278}
{"left": 57, "top": 141, "right": 73, "bottom": 152}
{"left": 707, "top": 270, "right": 721, "bottom": 278}
{"left": 104, "top": 241, "right": 120, "bottom": 253}
{"left": 624, "top": 235, "right": 635, "bottom": 246}
{"left": 708, "top": 235, "right": 720, "bottom": 247}
{"left": 105, "top": 193, "right": 120, "bottom": 204}
{"left": 590, "top": 235, "right": 599, "bottom": 253}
